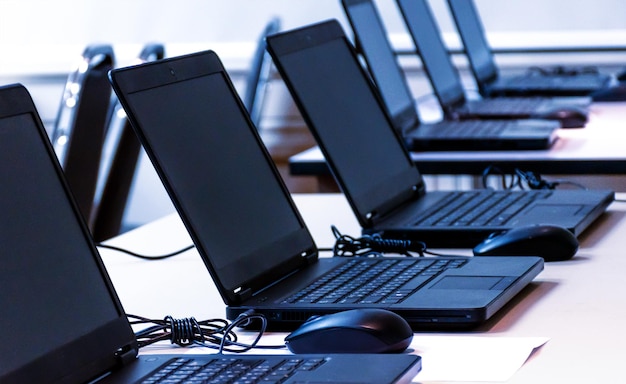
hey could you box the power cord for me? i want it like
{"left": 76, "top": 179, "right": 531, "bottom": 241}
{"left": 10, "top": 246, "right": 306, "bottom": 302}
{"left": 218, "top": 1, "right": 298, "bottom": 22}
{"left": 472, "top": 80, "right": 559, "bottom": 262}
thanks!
{"left": 481, "top": 165, "right": 520, "bottom": 190}
{"left": 481, "top": 166, "right": 587, "bottom": 190}
{"left": 514, "top": 169, "right": 587, "bottom": 190}
{"left": 332, "top": 225, "right": 424, "bottom": 257}
{"left": 129, "top": 311, "right": 285, "bottom": 353}
{"left": 330, "top": 225, "right": 468, "bottom": 258}
{"left": 514, "top": 169, "right": 560, "bottom": 190}
{"left": 96, "top": 243, "right": 195, "bottom": 260}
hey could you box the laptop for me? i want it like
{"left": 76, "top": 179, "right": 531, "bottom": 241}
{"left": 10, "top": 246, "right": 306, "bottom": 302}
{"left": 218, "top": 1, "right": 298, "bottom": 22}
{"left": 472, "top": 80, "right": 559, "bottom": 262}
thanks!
{"left": 109, "top": 49, "right": 544, "bottom": 332}
{"left": 265, "top": 19, "right": 613, "bottom": 247}
{"left": 395, "top": 0, "right": 592, "bottom": 128}
{"left": 0, "top": 83, "right": 421, "bottom": 384}
{"left": 341, "top": 0, "right": 559, "bottom": 151}
{"left": 446, "top": 0, "right": 613, "bottom": 98}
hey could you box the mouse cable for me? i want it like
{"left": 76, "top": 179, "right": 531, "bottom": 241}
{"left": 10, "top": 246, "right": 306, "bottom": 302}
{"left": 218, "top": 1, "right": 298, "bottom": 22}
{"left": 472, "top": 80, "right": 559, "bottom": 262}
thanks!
{"left": 481, "top": 166, "right": 588, "bottom": 191}
{"left": 128, "top": 311, "right": 286, "bottom": 354}
{"left": 515, "top": 169, "right": 559, "bottom": 190}
{"left": 331, "top": 225, "right": 424, "bottom": 257}
{"left": 481, "top": 165, "right": 520, "bottom": 190}
{"left": 329, "top": 225, "right": 469, "bottom": 259}
{"left": 96, "top": 243, "right": 195, "bottom": 260}
{"left": 514, "top": 169, "right": 588, "bottom": 191}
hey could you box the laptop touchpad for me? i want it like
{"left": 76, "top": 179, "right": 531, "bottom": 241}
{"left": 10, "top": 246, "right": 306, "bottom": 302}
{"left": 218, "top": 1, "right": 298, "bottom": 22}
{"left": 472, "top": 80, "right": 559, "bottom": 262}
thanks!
{"left": 526, "top": 204, "right": 585, "bottom": 217}
{"left": 431, "top": 276, "right": 503, "bottom": 290}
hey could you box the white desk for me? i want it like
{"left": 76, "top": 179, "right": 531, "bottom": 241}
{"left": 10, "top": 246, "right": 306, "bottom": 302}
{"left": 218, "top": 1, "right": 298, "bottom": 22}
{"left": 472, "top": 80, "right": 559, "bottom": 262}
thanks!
{"left": 289, "top": 102, "right": 626, "bottom": 183}
{"left": 99, "top": 193, "right": 626, "bottom": 383}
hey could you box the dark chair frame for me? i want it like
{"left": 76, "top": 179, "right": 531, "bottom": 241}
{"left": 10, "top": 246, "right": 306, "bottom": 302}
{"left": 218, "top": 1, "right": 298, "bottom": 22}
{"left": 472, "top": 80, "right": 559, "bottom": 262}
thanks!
{"left": 51, "top": 44, "right": 115, "bottom": 223}
{"left": 91, "top": 44, "right": 165, "bottom": 241}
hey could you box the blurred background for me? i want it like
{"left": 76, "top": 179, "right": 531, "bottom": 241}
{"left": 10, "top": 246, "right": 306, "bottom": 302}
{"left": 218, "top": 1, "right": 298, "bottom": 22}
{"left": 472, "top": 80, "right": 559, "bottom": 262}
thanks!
{"left": 2, "top": 0, "right": 625, "bottom": 236}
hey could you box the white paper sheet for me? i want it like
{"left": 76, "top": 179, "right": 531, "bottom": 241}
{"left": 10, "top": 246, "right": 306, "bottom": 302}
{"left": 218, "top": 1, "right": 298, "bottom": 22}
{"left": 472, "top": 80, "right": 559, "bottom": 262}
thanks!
{"left": 409, "top": 335, "right": 549, "bottom": 382}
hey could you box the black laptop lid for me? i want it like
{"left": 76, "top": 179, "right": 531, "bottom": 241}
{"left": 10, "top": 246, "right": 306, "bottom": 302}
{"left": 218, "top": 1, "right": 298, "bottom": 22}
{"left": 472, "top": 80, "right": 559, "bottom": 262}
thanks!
{"left": 447, "top": 0, "right": 499, "bottom": 85}
{"left": 266, "top": 20, "right": 425, "bottom": 227}
{"left": 109, "top": 51, "right": 317, "bottom": 305}
{"left": 0, "top": 84, "right": 135, "bottom": 383}
{"left": 396, "top": 0, "right": 467, "bottom": 109}
{"left": 342, "top": 0, "right": 420, "bottom": 133}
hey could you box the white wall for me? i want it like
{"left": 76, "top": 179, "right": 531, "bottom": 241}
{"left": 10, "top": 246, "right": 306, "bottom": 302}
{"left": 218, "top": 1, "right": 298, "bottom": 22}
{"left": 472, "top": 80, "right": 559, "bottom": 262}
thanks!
{"left": 3, "top": 1, "right": 626, "bottom": 46}
{"left": 3, "top": 0, "right": 625, "bottom": 125}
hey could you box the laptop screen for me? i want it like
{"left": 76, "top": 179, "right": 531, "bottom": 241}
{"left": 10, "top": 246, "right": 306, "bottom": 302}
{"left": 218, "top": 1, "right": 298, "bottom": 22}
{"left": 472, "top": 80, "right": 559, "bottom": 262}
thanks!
{"left": 0, "top": 111, "right": 124, "bottom": 380}
{"left": 343, "top": 0, "right": 419, "bottom": 132}
{"left": 119, "top": 66, "right": 312, "bottom": 296}
{"left": 397, "top": 0, "right": 467, "bottom": 107}
{"left": 267, "top": 21, "right": 423, "bottom": 224}
{"left": 447, "top": 0, "right": 498, "bottom": 83}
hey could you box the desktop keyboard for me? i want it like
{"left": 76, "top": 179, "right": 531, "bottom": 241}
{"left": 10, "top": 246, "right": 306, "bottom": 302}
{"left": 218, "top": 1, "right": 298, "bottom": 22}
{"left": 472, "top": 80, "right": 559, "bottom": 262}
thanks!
{"left": 140, "top": 356, "right": 326, "bottom": 384}
{"left": 414, "top": 190, "right": 552, "bottom": 227}
{"left": 283, "top": 258, "right": 466, "bottom": 305}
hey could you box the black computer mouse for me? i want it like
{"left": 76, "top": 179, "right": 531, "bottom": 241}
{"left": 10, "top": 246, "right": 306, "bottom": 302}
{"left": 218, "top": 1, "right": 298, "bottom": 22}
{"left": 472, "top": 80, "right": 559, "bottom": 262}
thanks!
{"left": 534, "top": 107, "right": 588, "bottom": 128}
{"left": 284, "top": 309, "right": 413, "bottom": 354}
{"left": 472, "top": 224, "right": 579, "bottom": 262}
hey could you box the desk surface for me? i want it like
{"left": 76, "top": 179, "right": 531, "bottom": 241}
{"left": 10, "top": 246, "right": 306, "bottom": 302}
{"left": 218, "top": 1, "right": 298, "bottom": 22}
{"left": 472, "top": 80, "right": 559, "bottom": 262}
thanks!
{"left": 100, "top": 193, "right": 626, "bottom": 384}
{"left": 289, "top": 102, "right": 626, "bottom": 176}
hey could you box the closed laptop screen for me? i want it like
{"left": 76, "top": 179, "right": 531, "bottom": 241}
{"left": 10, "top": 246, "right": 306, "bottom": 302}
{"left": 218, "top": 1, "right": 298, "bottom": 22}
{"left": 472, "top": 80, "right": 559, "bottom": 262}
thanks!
{"left": 124, "top": 72, "right": 307, "bottom": 291}
{"left": 0, "top": 113, "right": 120, "bottom": 377}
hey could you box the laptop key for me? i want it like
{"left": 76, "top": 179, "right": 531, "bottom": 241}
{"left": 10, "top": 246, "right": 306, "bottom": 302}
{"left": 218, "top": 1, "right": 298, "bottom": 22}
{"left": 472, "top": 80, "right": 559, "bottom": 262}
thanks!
{"left": 286, "top": 258, "right": 467, "bottom": 306}
{"left": 486, "top": 192, "right": 552, "bottom": 225}
{"left": 141, "top": 357, "right": 328, "bottom": 384}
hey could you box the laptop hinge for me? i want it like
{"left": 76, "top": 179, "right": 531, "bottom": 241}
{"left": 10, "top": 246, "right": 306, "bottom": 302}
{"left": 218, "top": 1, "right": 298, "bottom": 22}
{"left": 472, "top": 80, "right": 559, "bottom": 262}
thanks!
{"left": 234, "top": 249, "right": 318, "bottom": 303}
{"left": 304, "top": 249, "right": 317, "bottom": 263}
{"left": 115, "top": 344, "right": 138, "bottom": 366}
{"left": 235, "top": 287, "right": 253, "bottom": 302}
{"left": 367, "top": 184, "right": 423, "bottom": 226}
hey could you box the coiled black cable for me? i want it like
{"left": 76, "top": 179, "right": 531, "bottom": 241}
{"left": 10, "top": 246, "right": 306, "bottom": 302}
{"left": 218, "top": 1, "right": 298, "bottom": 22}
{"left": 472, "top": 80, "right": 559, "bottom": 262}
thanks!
{"left": 128, "top": 312, "right": 285, "bottom": 353}
{"left": 481, "top": 166, "right": 587, "bottom": 190}
{"left": 330, "top": 226, "right": 470, "bottom": 259}
{"left": 331, "top": 225, "right": 427, "bottom": 257}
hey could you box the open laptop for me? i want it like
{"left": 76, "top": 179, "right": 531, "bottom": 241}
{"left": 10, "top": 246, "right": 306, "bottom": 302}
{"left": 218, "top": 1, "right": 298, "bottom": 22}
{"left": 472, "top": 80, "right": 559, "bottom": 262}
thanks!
{"left": 0, "top": 83, "right": 421, "bottom": 384}
{"left": 341, "top": 0, "right": 559, "bottom": 151}
{"left": 395, "top": 0, "right": 592, "bottom": 128}
{"left": 109, "top": 49, "right": 545, "bottom": 332}
{"left": 265, "top": 19, "right": 613, "bottom": 247}
{"left": 446, "top": 0, "right": 613, "bottom": 98}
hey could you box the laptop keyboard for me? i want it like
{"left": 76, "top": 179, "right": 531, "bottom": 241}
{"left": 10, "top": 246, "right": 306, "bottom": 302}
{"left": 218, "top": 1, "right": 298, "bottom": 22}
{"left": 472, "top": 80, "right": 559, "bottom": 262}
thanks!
{"left": 467, "top": 97, "right": 546, "bottom": 114}
{"left": 414, "top": 190, "right": 552, "bottom": 227}
{"left": 507, "top": 74, "right": 609, "bottom": 89}
{"left": 141, "top": 356, "right": 327, "bottom": 383}
{"left": 283, "top": 258, "right": 466, "bottom": 305}
{"left": 432, "top": 120, "right": 510, "bottom": 138}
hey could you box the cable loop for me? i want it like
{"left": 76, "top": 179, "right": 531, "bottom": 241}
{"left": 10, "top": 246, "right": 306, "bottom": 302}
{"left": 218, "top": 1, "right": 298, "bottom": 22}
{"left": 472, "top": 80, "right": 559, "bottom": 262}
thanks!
{"left": 127, "top": 313, "right": 284, "bottom": 353}
{"left": 165, "top": 315, "right": 203, "bottom": 346}
{"left": 331, "top": 225, "right": 426, "bottom": 257}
